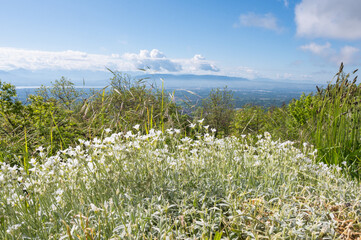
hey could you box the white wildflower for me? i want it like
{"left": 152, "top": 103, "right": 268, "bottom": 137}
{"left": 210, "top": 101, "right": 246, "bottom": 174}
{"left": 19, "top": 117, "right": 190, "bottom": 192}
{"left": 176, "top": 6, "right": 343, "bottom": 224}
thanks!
{"left": 93, "top": 137, "right": 101, "bottom": 145}
{"left": 36, "top": 146, "right": 44, "bottom": 152}
{"left": 125, "top": 131, "right": 134, "bottom": 138}
{"left": 90, "top": 203, "right": 101, "bottom": 212}
{"left": 133, "top": 124, "right": 140, "bottom": 130}
{"left": 55, "top": 188, "right": 63, "bottom": 196}
{"left": 88, "top": 162, "right": 94, "bottom": 172}
{"left": 6, "top": 223, "right": 23, "bottom": 234}
{"left": 190, "top": 149, "right": 197, "bottom": 154}
{"left": 29, "top": 158, "right": 37, "bottom": 165}
{"left": 189, "top": 123, "right": 196, "bottom": 128}
{"left": 264, "top": 132, "right": 271, "bottom": 139}
{"left": 198, "top": 118, "right": 204, "bottom": 124}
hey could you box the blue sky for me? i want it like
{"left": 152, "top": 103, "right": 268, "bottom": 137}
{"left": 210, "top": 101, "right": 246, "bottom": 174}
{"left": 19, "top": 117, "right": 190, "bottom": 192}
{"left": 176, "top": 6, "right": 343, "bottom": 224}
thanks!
{"left": 1, "top": 0, "right": 361, "bottom": 84}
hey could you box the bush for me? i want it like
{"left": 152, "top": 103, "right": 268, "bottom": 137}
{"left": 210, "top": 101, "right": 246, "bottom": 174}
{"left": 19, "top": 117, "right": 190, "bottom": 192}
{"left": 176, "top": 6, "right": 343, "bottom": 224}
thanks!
{"left": 198, "top": 87, "right": 234, "bottom": 136}
{"left": 230, "top": 104, "right": 267, "bottom": 136}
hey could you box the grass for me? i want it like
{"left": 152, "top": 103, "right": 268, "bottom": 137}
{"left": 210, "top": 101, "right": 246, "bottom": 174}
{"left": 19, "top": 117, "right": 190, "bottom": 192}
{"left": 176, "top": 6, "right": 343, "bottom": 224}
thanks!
{"left": 2, "top": 65, "right": 361, "bottom": 238}
{"left": 1, "top": 125, "right": 361, "bottom": 239}
{"left": 312, "top": 66, "right": 361, "bottom": 169}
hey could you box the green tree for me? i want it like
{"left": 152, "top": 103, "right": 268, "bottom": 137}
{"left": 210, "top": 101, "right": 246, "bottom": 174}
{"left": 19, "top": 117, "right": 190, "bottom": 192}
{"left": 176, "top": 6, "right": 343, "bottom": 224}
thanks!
{"left": 200, "top": 87, "right": 234, "bottom": 135}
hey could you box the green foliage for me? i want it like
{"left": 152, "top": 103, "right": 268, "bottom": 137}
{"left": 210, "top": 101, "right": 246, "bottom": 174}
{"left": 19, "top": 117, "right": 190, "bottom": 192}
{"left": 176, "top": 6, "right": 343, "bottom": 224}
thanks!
{"left": 2, "top": 63, "right": 361, "bottom": 177}
{"left": 81, "top": 72, "right": 187, "bottom": 135}
{"left": 230, "top": 104, "right": 267, "bottom": 136}
{"left": 288, "top": 93, "right": 316, "bottom": 126}
{"left": 3, "top": 66, "right": 361, "bottom": 238}
{"left": 0, "top": 72, "right": 189, "bottom": 165}
{"left": 36, "top": 76, "right": 83, "bottom": 110}
{"left": 308, "top": 65, "right": 361, "bottom": 173}
{"left": 199, "top": 87, "right": 234, "bottom": 135}
{"left": 1, "top": 128, "right": 359, "bottom": 238}
{"left": 0, "top": 80, "right": 27, "bottom": 164}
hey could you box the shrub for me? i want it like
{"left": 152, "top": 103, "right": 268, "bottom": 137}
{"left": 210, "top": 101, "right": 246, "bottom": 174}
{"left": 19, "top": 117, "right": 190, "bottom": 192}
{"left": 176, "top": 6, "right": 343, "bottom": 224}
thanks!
{"left": 230, "top": 104, "right": 267, "bottom": 136}
{"left": 198, "top": 87, "right": 234, "bottom": 136}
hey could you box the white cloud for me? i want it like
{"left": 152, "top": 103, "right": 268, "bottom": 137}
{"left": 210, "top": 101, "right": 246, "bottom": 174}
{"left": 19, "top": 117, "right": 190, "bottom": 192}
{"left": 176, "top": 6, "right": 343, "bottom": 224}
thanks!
{"left": 123, "top": 49, "right": 181, "bottom": 72}
{"left": 300, "top": 42, "right": 360, "bottom": 65}
{"left": 0, "top": 47, "right": 220, "bottom": 74}
{"left": 295, "top": 0, "right": 361, "bottom": 40}
{"left": 300, "top": 42, "right": 331, "bottom": 55}
{"left": 236, "top": 12, "right": 283, "bottom": 32}
{"left": 0, "top": 47, "right": 132, "bottom": 71}
{"left": 187, "top": 54, "right": 219, "bottom": 72}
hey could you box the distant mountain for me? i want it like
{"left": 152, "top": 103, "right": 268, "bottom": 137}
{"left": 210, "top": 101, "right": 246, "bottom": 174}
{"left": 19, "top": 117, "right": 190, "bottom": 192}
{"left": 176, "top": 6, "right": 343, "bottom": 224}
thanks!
{"left": 139, "top": 73, "right": 320, "bottom": 91}
{"left": 0, "top": 69, "right": 322, "bottom": 93}
{"left": 0, "top": 69, "right": 113, "bottom": 87}
{"left": 139, "top": 73, "right": 249, "bottom": 82}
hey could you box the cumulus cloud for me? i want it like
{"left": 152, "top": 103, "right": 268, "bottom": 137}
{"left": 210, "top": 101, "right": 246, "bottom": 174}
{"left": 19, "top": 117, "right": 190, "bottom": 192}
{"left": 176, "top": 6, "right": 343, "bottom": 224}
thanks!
{"left": 295, "top": 0, "right": 361, "bottom": 39}
{"left": 123, "top": 49, "right": 182, "bottom": 72}
{"left": 0, "top": 47, "right": 220, "bottom": 74}
{"left": 236, "top": 12, "right": 283, "bottom": 32}
{"left": 300, "top": 42, "right": 360, "bottom": 65}
{"left": 187, "top": 54, "right": 219, "bottom": 72}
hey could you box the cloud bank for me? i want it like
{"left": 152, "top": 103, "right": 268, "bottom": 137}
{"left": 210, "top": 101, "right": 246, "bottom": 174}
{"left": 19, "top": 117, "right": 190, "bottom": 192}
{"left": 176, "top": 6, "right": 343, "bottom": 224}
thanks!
{"left": 0, "top": 47, "right": 219, "bottom": 74}
{"left": 295, "top": 0, "right": 361, "bottom": 40}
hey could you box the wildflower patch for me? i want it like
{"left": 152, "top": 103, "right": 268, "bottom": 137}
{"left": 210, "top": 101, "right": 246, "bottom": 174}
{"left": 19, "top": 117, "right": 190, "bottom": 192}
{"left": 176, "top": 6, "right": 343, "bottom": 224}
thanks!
{"left": 0, "top": 127, "right": 360, "bottom": 239}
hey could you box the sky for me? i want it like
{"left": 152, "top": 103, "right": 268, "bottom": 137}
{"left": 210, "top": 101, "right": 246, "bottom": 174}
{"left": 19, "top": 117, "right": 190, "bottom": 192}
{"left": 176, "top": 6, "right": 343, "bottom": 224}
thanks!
{"left": 1, "top": 0, "right": 361, "bottom": 85}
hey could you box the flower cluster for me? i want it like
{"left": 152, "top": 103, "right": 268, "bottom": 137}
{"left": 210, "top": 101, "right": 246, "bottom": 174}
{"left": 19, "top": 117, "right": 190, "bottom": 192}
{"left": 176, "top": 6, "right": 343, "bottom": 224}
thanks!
{"left": 0, "top": 127, "right": 360, "bottom": 239}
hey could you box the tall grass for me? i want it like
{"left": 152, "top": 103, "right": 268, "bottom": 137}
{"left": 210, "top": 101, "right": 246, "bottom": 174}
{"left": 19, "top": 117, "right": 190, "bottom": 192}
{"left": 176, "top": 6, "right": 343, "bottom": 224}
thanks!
{"left": 230, "top": 64, "right": 361, "bottom": 176}
{"left": 310, "top": 64, "right": 361, "bottom": 174}
{"left": 0, "top": 72, "right": 188, "bottom": 165}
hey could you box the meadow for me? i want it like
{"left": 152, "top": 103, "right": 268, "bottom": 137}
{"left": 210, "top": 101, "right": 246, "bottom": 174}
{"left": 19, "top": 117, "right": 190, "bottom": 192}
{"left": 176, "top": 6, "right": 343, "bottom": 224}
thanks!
{"left": 1, "top": 63, "right": 361, "bottom": 239}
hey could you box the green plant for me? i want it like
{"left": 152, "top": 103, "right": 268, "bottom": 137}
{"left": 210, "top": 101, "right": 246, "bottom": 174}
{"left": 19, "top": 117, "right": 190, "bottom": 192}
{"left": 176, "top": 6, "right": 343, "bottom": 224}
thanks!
{"left": 198, "top": 87, "right": 234, "bottom": 136}
{"left": 81, "top": 71, "right": 188, "bottom": 135}
{"left": 309, "top": 64, "right": 361, "bottom": 174}
{"left": 36, "top": 76, "right": 83, "bottom": 110}
{"left": 230, "top": 104, "right": 267, "bottom": 136}
{"left": 1, "top": 127, "right": 359, "bottom": 238}
{"left": 0, "top": 72, "right": 190, "bottom": 166}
